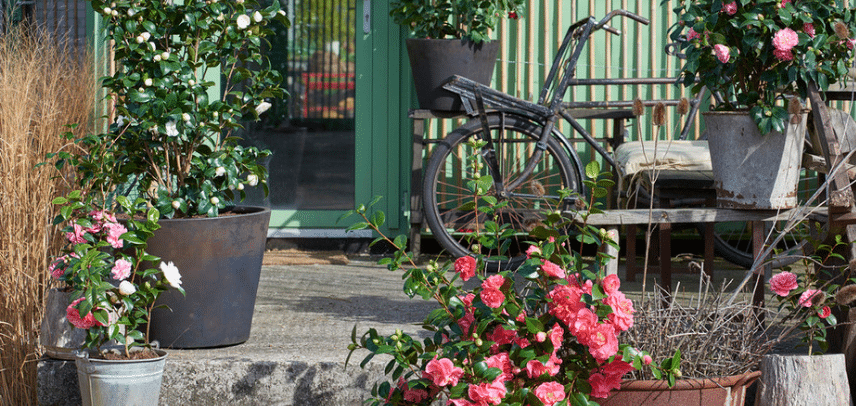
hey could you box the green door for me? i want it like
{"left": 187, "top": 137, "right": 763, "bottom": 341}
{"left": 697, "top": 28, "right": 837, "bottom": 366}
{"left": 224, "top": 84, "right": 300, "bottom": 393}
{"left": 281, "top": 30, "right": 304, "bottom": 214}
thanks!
{"left": 241, "top": 0, "right": 408, "bottom": 236}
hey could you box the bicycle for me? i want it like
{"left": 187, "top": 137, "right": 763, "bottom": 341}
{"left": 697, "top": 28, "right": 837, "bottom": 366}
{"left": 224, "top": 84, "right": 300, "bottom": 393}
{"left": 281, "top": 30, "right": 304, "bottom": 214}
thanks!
{"left": 420, "top": 9, "right": 818, "bottom": 270}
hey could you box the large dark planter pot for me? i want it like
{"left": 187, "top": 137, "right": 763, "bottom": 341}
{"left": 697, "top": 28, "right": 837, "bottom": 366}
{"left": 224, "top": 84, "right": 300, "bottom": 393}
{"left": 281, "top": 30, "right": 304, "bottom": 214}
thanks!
{"left": 405, "top": 38, "right": 500, "bottom": 111}
{"left": 596, "top": 370, "right": 760, "bottom": 406}
{"left": 146, "top": 206, "right": 270, "bottom": 348}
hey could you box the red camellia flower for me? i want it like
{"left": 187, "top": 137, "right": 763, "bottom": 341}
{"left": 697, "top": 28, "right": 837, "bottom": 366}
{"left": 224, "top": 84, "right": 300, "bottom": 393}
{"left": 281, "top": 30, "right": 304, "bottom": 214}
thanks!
{"left": 454, "top": 256, "right": 476, "bottom": 281}
{"left": 818, "top": 306, "right": 832, "bottom": 319}
{"left": 507, "top": 11, "right": 518, "bottom": 19}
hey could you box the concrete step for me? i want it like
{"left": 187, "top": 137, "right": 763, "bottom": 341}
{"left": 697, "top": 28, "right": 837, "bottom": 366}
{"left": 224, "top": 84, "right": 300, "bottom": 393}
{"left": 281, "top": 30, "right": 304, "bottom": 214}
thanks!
{"left": 38, "top": 260, "right": 435, "bottom": 406}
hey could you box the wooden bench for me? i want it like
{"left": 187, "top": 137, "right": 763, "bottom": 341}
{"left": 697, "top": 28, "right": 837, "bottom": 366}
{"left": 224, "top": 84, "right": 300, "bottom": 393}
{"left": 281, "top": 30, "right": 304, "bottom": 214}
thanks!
{"left": 571, "top": 207, "right": 825, "bottom": 301}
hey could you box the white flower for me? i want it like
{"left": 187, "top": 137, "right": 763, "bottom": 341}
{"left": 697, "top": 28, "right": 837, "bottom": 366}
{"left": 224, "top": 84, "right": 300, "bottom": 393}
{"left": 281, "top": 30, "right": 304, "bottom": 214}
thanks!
{"left": 236, "top": 14, "right": 251, "bottom": 29}
{"left": 115, "top": 115, "right": 127, "bottom": 127}
{"left": 171, "top": 200, "right": 181, "bottom": 209}
{"left": 144, "top": 78, "right": 153, "bottom": 86}
{"left": 140, "top": 32, "right": 151, "bottom": 41}
{"left": 236, "top": 0, "right": 244, "bottom": 4}
{"left": 212, "top": 111, "right": 219, "bottom": 118}
{"left": 111, "top": 10, "right": 118, "bottom": 17}
{"left": 255, "top": 102, "right": 272, "bottom": 115}
{"left": 159, "top": 261, "right": 182, "bottom": 289}
{"left": 237, "top": 183, "right": 244, "bottom": 191}
{"left": 182, "top": 112, "right": 191, "bottom": 122}
{"left": 253, "top": 11, "right": 263, "bottom": 22}
{"left": 165, "top": 121, "right": 179, "bottom": 137}
{"left": 103, "top": 7, "right": 111, "bottom": 14}
{"left": 217, "top": 13, "right": 225, "bottom": 21}
{"left": 119, "top": 281, "right": 137, "bottom": 296}
{"left": 278, "top": 10, "right": 286, "bottom": 16}
{"left": 247, "top": 174, "right": 259, "bottom": 186}
{"left": 127, "top": 9, "right": 136, "bottom": 17}
{"left": 215, "top": 166, "right": 226, "bottom": 177}
{"left": 188, "top": 79, "right": 196, "bottom": 86}
{"left": 154, "top": 54, "right": 162, "bottom": 62}
{"left": 136, "top": 35, "right": 145, "bottom": 44}
{"left": 161, "top": 51, "right": 170, "bottom": 60}
{"left": 210, "top": 196, "right": 220, "bottom": 205}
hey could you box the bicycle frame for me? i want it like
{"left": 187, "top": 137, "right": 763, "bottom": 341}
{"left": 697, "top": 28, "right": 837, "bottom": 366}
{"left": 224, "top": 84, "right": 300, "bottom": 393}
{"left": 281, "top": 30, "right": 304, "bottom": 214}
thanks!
{"left": 442, "top": 9, "right": 704, "bottom": 199}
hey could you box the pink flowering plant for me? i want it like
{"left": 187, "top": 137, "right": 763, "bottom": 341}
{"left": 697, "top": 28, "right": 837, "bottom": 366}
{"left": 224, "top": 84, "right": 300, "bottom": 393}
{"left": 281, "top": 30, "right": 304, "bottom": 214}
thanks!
{"left": 667, "top": 0, "right": 856, "bottom": 133}
{"left": 49, "top": 191, "right": 184, "bottom": 357}
{"left": 344, "top": 164, "right": 679, "bottom": 405}
{"left": 767, "top": 234, "right": 856, "bottom": 354}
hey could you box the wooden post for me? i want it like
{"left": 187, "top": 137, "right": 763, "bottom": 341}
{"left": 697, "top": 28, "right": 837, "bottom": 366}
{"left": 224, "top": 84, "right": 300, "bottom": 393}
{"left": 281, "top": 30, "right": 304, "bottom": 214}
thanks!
{"left": 756, "top": 354, "right": 852, "bottom": 406}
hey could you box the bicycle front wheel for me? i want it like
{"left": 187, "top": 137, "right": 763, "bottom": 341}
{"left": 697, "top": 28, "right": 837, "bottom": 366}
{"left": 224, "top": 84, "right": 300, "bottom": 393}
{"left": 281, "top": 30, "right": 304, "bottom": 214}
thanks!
{"left": 422, "top": 114, "right": 580, "bottom": 270}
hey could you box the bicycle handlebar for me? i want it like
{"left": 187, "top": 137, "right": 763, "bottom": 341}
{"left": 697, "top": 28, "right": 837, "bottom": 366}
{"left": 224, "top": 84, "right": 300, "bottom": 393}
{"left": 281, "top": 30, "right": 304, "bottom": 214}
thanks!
{"left": 593, "top": 9, "right": 650, "bottom": 36}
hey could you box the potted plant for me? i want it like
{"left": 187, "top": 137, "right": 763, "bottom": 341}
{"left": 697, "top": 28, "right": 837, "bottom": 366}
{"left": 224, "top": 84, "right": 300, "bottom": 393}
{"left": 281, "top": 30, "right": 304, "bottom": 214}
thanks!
{"left": 52, "top": 0, "right": 289, "bottom": 348}
{"left": 344, "top": 161, "right": 681, "bottom": 405}
{"left": 666, "top": 0, "right": 856, "bottom": 209}
{"left": 391, "top": 0, "right": 524, "bottom": 111}
{"left": 48, "top": 191, "right": 184, "bottom": 406}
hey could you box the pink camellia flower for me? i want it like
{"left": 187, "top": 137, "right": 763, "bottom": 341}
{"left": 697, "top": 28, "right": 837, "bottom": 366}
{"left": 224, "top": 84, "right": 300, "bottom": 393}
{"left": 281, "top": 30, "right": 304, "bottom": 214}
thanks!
{"left": 819, "top": 306, "right": 832, "bottom": 319}
{"left": 588, "top": 372, "right": 622, "bottom": 398}
{"left": 541, "top": 260, "right": 566, "bottom": 279}
{"left": 104, "top": 222, "right": 128, "bottom": 249}
{"left": 722, "top": 2, "right": 737, "bottom": 15}
{"left": 66, "top": 297, "right": 102, "bottom": 329}
{"left": 601, "top": 274, "right": 621, "bottom": 295}
{"left": 602, "top": 359, "right": 635, "bottom": 379}
{"left": 798, "top": 289, "right": 825, "bottom": 308}
{"left": 487, "top": 325, "right": 516, "bottom": 347}
{"left": 111, "top": 258, "right": 132, "bottom": 280}
{"left": 535, "top": 331, "right": 547, "bottom": 342}
{"left": 568, "top": 307, "right": 598, "bottom": 345}
{"left": 547, "top": 284, "right": 585, "bottom": 326}
{"left": 770, "top": 271, "right": 799, "bottom": 296}
{"left": 526, "top": 245, "right": 541, "bottom": 258}
{"left": 686, "top": 27, "right": 700, "bottom": 41}
{"left": 604, "top": 291, "right": 635, "bottom": 331}
{"left": 483, "top": 274, "right": 505, "bottom": 290}
{"left": 548, "top": 324, "right": 564, "bottom": 351}
{"left": 485, "top": 352, "right": 513, "bottom": 382}
{"left": 448, "top": 399, "right": 476, "bottom": 406}
{"left": 66, "top": 223, "right": 87, "bottom": 244}
{"left": 534, "top": 381, "right": 566, "bottom": 406}
{"left": 587, "top": 323, "right": 619, "bottom": 362}
{"left": 804, "top": 23, "right": 816, "bottom": 38}
{"left": 773, "top": 28, "right": 799, "bottom": 51}
{"left": 424, "top": 357, "right": 464, "bottom": 387}
{"left": 713, "top": 44, "right": 730, "bottom": 63}
{"left": 49, "top": 256, "right": 68, "bottom": 279}
{"left": 481, "top": 288, "right": 505, "bottom": 308}
{"left": 643, "top": 355, "right": 653, "bottom": 365}
{"left": 468, "top": 379, "right": 506, "bottom": 405}
{"left": 454, "top": 256, "right": 477, "bottom": 281}
{"left": 526, "top": 359, "right": 560, "bottom": 378}
{"left": 773, "top": 48, "right": 794, "bottom": 61}
{"left": 780, "top": 0, "right": 792, "bottom": 7}
{"left": 89, "top": 209, "right": 118, "bottom": 224}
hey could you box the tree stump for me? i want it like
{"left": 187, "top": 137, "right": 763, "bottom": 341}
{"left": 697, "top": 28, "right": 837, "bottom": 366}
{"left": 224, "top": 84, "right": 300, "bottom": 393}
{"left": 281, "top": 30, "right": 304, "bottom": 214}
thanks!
{"left": 756, "top": 354, "right": 852, "bottom": 406}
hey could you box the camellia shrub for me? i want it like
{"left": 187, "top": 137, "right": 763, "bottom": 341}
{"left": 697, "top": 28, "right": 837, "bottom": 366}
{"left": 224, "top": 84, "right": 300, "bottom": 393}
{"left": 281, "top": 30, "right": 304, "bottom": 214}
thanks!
{"left": 345, "top": 161, "right": 679, "bottom": 406}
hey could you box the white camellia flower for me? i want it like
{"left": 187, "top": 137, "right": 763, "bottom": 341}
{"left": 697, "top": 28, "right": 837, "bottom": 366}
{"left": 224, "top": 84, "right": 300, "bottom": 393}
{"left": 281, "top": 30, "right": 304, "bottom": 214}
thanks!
{"left": 188, "top": 79, "right": 195, "bottom": 86}
{"left": 247, "top": 174, "right": 259, "bottom": 187}
{"left": 215, "top": 166, "right": 226, "bottom": 177}
{"left": 153, "top": 54, "right": 162, "bottom": 62}
{"left": 161, "top": 51, "right": 170, "bottom": 60}
{"left": 253, "top": 11, "right": 263, "bottom": 22}
{"left": 159, "top": 261, "right": 182, "bottom": 289}
{"left": 103, "top": 7, "right": 111, "bottom": 14}
{"left": 210, "top": 196, "right": 220, "bottom": 205}
{"left": 119, "top": 280, "right": 137, "bottom": 296}
{"left": 165, "top": 121, "right": 179, "bottom": 137}
{"left": 115, "top": 115, "right": 127, "bottom": 127}
{"left": 136, "top": 35, "right": 145, "bottom": 44}
{"left": 236, "top": 14, "right": 251, "bottom": 29}
{"left": 237, "top": 183, "right": 244, "bottom": 191}
{"left": 255, "top": 102, "right": 271, "bottom": 115}
{"left": 128, "top": 9, "right": 136, "bottom": 17}
{"left": 182, "top": 113, "right": 191, "bottom": 122}
{"left": 144, "top": 78, "right": 153, "bottom": 86}
{"left": 141, "top": 31, "right": 151, "bottom": 41}
{"left": 171, "top": 200, "right": 181, "bottom": 209}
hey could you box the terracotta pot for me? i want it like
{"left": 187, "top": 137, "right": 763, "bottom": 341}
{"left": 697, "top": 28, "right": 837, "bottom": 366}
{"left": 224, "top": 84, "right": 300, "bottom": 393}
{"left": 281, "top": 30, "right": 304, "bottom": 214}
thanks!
{"left": 596, "top": 370, "right": 761, "bottom": 406}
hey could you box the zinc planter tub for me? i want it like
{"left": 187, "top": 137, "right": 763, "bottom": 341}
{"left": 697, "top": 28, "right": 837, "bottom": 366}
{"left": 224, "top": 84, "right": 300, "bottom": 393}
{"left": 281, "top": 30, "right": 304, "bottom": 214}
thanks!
{"left": 146, "top": 206, "right": 270, "bottom": 348}
{"left": 75, "top": 347, "right": 167, "bottom": 406}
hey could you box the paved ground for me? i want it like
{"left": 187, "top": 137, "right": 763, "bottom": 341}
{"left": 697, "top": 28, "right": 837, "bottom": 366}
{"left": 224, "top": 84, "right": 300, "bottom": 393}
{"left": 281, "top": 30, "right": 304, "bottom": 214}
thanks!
{"left": 38, "top": 254, "right": 763, "bottom": 405}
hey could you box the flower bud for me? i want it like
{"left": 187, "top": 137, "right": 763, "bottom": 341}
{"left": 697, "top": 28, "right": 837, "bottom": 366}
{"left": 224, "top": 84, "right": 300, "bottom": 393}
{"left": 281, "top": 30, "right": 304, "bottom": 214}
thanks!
{"left": 119, "top": 280, "right": 137, "bottom": 295}
{"left": 189, "top": 79, "right": 196, "bottom": 86}
{"left": 182, "top": 113, "right": 192, "bottom": 122}
{"left": 237, "top": 183, "right": 244, "bottom": 191}
{"left": 103, "top": 7, "right": 111, "bottom": 14}
{"left": 253, "top": 11, "right": 263, "bottom": 22}
{"left": 171, "top": 200, "right": 181, "bottom": 209}
{"left": 210, "top": 196, "right": 220, "bottom": 205}
{"left": 161, "top": 51, "right": 170, "bottom": 60}
{"left": 144, "top": 78, "right": 153, "bottom": 86}
{"left": 247, "top": 174, "right": 259, "bottom": 187}
{"left": 215, "top": 166, "right": 226, "bottom": 177}
{"left": 154, "top": 54, "right": 162, "bottom": 62}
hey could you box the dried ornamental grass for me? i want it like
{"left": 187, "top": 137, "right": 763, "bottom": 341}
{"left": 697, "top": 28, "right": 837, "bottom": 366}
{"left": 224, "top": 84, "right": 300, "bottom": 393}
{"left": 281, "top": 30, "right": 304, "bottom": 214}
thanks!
{"left": 0, "top": 25, "right": 95, "bottom": 405}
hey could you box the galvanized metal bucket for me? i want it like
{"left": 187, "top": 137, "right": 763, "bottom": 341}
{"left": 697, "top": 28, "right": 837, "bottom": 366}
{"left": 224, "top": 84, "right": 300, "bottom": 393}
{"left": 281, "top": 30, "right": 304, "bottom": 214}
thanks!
{"left": 74, "top": 347, "right": 167, "bottom": 406}
{"left": 704, "top": 111, "right": 807, "bottom": 210}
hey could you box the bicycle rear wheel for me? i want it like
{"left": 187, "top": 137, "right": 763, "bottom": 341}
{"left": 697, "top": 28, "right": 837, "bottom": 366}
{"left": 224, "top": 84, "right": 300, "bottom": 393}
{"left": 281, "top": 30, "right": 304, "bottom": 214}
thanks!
{"left": 422, "top": 114, "right": 580, "bottom": 270}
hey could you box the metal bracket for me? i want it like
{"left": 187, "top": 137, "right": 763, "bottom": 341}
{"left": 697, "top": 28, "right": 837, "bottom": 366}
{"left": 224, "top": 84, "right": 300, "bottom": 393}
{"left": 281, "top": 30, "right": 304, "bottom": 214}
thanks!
{"left": 363, "top": 0, "right": 370, "bottom": 34}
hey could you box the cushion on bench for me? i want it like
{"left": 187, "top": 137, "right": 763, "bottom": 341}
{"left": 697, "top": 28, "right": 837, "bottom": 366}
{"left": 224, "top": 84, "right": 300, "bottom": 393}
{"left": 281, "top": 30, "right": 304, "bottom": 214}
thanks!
{"left": 614, "top": 140, "right": 712, "bottom": 177}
